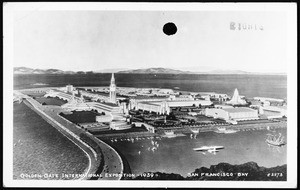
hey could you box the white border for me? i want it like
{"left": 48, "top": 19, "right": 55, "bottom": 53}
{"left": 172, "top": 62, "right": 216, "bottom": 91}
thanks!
{"left": 3, "top": 2, "right": 297, "bottom": 188}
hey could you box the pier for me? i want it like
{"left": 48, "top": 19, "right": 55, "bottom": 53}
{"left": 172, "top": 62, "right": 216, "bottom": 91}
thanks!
{"left": 156, "top": 120, "right": 287, "bottom": 134}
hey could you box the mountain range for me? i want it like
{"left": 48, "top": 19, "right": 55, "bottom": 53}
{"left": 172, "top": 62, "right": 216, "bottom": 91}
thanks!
{"left": 14, "top": 67, "right": 76, "bottom": 75}
{"left": 117, "top": 67, "right": 193, "bottom": 74}
{"left": 13, "top": 67, "right": 286, "bottom": 75}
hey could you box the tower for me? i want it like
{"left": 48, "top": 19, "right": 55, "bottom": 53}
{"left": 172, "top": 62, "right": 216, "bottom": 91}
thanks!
{"left": 226, "top": 88, "right": 246, "bottom": 105}
{"left": 109, "top": 73, "right": 117, "bottom": 104}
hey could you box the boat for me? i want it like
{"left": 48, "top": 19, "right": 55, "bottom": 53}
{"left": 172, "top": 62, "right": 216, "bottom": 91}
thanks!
{"left": 266, "top": 133, "right": 285, "bottom": 146}
{"left": 162, "top": 130, "right": 177, "bottom": 138}
{"left": 193, "top": 146, "right": 225, "bottom": 152}
{"left": 215, "top": 127, "right": 237, "bottom": 134}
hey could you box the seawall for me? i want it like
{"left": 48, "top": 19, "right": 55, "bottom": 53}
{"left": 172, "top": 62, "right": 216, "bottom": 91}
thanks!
{"left": 23, "top": 99, "right": 102, "bottom": 179}
{"left": 22, "top": 95, "right": 124, "bottom": 180}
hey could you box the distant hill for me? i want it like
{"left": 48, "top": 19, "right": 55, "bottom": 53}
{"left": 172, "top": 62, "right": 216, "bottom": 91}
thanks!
{"left": 202, "top": 69, "right": 250, "bottom": 75}
{"left": 14, "top": 67, "right": 286, "bottom": 75}
{"left": 118, "top": 67, "right": 192, "bottom": 74}
{"left": 94, "top": 68, "right": 129, "bottom": 73}
{"left": 14, "top": 67, "right": 76, "bottom": 74}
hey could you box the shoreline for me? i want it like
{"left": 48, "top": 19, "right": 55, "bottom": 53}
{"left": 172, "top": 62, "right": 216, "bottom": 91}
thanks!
{"left": 22, "top": 100, "right": 98, "bottom": 180}
{"left": 17, "top": 93, "right": 124, "bottom": 180}
{"left": 93, "top": 120, "right": 287, "bottom": 140}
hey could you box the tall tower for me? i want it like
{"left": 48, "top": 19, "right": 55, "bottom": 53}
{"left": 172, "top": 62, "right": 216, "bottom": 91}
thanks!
{"left": 226, "top": 88, "right": 246, "bottom": 105}
{"left": 109, "top": 73, "right": 117, "bottom": 103}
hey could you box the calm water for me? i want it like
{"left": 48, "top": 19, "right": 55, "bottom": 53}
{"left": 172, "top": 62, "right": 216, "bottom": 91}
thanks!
{"left": 13, "top": 103, "right": 89, "bottom": 179}
{"left": 108, "top": 128, "right": 287, "bottom": 177}
{"left": 14, "top": 74, "right": 287, "bottom": 99}
{"left": 13, "top": 74, "right": 287, "bottom": 179}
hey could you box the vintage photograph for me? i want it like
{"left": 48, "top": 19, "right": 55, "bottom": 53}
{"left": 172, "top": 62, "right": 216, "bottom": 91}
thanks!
{"left": 4, "top": 2, "right": 297, "bottom": 188}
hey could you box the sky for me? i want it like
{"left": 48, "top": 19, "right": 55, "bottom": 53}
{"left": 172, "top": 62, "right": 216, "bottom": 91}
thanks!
{"left": 13, "top": 10, "right": 287, "bottom": 73}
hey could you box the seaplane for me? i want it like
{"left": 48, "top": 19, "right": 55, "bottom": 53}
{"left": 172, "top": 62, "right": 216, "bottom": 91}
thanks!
{"left": 193, "top": 146, "right": 225, "bottom": 155}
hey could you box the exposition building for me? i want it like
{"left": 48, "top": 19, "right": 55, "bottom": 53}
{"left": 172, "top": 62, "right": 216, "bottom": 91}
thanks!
{"left": 44, "top": 74, "right": 130, "bottom": 130}
{"left": 205, "top": 107, "right": 259, "bottom": 122}
{"left": 129, "top": 94, "right": 213, "bottom": 115}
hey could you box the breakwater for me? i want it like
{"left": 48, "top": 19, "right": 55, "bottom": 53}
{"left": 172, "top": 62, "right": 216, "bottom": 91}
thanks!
{"left": 22, "top": 96, "right": 124, "bottom": 180}
{"left": 23, "top": 99, "right": 100, "bottom": 179}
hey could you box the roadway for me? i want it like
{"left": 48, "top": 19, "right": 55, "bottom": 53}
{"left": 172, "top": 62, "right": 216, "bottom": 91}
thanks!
{"left": 19, "top": 92, "right": 124, "bottom": 180}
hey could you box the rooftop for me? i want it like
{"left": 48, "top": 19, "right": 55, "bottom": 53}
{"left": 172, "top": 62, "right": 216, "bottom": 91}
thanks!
{"left": 223, "top": 107, "right": 256, "bottom": 113}
{"left": 131, "top": 96, "right": 169, "bottom": 100}
{"left": 139, "top": 101, "right": 162, "bottom": 106}
{"left": 88, "top": 101, "right": 119, "bottom": 108}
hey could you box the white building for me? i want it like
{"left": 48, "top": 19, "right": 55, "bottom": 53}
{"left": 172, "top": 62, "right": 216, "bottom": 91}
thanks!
{"left": 66, "top": 85, "right": 74, "bottom": 93}
{"left": 197, "top": 92, "right": 229, "bottom": 101}
{"left": 133, "top": 101, "right": 171, "bottom": 115}
{"left": 260, "top": 106, "right": 287, "bottom": 119}
{"left": 253, "top": 97, "right": 284, "bottom": 103}
{"left": 110, "top": 121, "right": 131, "bottom": 130}
{"left": 130, "top": 97, "right": 213, "bottom": 115}
{"left": 167, "top": 100, "right": 212, "bottom": 107}
{"left": 169, "top": 95, "right": 194, "bottom": 101}
{"left": 205, "top": 107, "right": 259, "bottom": 121}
